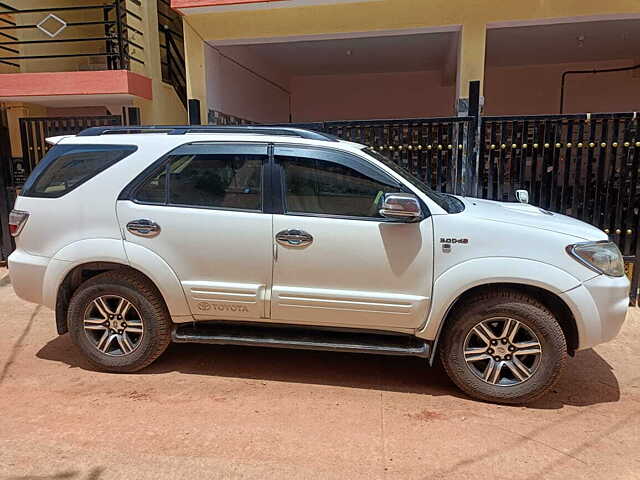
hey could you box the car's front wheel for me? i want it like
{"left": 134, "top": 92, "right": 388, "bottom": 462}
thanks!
{"left": 440, "top": 289, "right": 567, "bottom": 404}
{"left": 67, "top": 270, "right": 172, "bottom": 372}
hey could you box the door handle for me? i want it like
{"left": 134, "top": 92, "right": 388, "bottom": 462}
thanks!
{"left": 126, "top": 219, "right": 161, "bottom": 238}
{"left": 275, "top": 229, "right": 313, "bottom": 247}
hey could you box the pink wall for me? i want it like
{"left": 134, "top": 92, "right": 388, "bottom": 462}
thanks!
{"left": 205, "top": 47, "right": 639, "bottom": 122}
{"left": 484, "top": 59, "right": 640, "bottom": 115}
{"left": 205, "top": 45, "right": 291, "bottom": 123}
{"left": 291, "top": 70, "right": 455, "bottom": 122}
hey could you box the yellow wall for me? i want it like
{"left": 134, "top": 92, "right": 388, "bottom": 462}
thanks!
{"left": 133, "top": 0, "right": 187, "bottom": 124}
{"left": 182, "top": 0, "right": 640, "bottom": 108}
{"left": 2, "top": 102, "right": 46, "bottom": 157}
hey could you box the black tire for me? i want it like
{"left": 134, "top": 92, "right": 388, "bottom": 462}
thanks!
{"left": 439, "top": 289, "right": 567, "bottom": 405}
{"left": 67, "top": 269, "right": 172, "bottom": 372}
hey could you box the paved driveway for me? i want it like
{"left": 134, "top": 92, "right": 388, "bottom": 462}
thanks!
{"left": 0, "top": 267, "right": 639, "bottom": 480}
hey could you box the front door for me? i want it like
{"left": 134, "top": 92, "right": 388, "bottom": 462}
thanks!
{"left": 270, "top": 145, "right": 434, "bottom": 332}
{"left": 116, "top": 142, "right": 272, "bottom": 320}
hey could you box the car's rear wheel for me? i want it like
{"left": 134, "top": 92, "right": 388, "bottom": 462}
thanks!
{"left": 67, "top": 270, "right": 171, "bottom": 372}
{"left": 440, "top": 289, "right": 567, "bottom": 404}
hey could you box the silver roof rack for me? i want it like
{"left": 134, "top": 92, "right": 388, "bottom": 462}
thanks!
{"left": 76, "top": 125, "right": 338, "bottom": 142}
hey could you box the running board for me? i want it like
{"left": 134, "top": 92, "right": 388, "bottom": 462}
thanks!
{"left": 172, "top": 323, "right": 430, "bottom": 358}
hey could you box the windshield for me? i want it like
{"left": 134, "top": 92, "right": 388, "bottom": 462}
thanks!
{"left": 361, "top": 147, "right": 464, "bottom": 214}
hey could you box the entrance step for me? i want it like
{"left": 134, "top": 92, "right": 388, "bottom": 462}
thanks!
{"left": 172, "top": 322, "right": 430, "bottom": 358}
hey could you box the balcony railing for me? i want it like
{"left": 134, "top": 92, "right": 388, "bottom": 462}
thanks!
{"left": 0, "top": 1, "right": 143, "bottom": 73}
{"left": 158, "top": 0, "right": 186, "bottom": 107}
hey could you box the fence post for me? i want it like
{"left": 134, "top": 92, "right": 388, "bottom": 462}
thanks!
{"left": 466, "top": 80, "right": 481, "bottom": 197}
{"left": 188, "top": 99, "right": 201, "bottom": 125}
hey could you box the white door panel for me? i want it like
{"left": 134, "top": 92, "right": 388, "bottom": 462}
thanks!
{"left": 271, "top": 215, "right": 434, "bottom": 330}
{"left": 117, "top": 202, "right": 272, "bottom": 320}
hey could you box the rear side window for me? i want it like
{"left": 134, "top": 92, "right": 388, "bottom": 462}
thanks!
{"left": 132, "top": 143, "right": 266, "bottom": 211}
{"left": 21, "top": 144, "right": 137, "bottom": 198}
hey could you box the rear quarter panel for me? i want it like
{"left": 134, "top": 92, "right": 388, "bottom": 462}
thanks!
{"left": 13, "top": 136, "right": 187, "bottom": 259}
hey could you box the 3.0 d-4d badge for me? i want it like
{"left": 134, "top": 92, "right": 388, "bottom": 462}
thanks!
{"left": 440, "top": 237, "right": 469, "bottom": 244}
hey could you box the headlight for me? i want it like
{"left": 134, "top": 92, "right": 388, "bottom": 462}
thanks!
{"left": 566, "top": 241, "right": 625, "bottom": 277}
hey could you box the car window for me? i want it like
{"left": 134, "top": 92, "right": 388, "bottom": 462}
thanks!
{"left": 135, "top": 149, "right": 265, "bottom": 211}
{"left": 277, "top": 153, "right": 398, "bottom": 218}
{"left": 22, "top": 144, "right": 137, "bottom": 198}
{"left": 135, "top": 167, "right": 166, "bottom": 204}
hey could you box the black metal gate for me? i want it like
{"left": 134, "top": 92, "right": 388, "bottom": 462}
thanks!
{"left": 476, "top": 112, "right": 640, "bottom": 301}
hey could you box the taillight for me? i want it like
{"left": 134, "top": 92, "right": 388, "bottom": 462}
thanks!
{"left": 8, "top": 210, "right": 29, "bottom": 237}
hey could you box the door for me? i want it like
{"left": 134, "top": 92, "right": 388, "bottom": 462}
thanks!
{"left": 117, "top": 143, "right": 272, "bottom": 320}
{"left": 270, "top": 145, "right": 434, "bottom": 332}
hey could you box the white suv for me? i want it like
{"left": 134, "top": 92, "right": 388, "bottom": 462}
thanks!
{"left": 8, "top": 126, "right": 629, "bottom": 404}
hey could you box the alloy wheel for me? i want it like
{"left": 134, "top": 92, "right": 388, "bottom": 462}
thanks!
{"left": 463, "top": 317, "right": 542, "bottom": 386}
{"left": 83, "top": 295, "right": 144, "bottom": 356}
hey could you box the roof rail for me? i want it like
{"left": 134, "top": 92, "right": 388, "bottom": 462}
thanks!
{"left": 76, "top": 125, "right": 338, "bottom": 142}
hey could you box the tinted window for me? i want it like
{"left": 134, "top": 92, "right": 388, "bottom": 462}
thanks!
{"left": 135, "top": 151, "right": 264, "bottom": 211}
{"left": 279, "top": 155, "right": 397, "bottom": 218}
{"left": 22, "top": 144, "right": 137, "bottom": 198}
{"left": 135, "top": 167, "right": 166, "bottom": 204}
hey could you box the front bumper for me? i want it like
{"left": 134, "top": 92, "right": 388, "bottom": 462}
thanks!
{"left": 7, "top": 249, "right": 50, "bottom": 306}
{"left": 561, "top": 274, "right": 629, "bottom": 350}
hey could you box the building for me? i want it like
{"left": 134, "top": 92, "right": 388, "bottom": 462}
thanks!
{"left": 173, "top": 0, "right": 640, "bottom": 124}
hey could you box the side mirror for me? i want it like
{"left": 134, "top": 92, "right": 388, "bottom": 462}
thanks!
{"left": 379, "top": 193, "right": 422, "bottom": 222}
{"left": 515, "top": 189, "right": 529, "bottom": 204}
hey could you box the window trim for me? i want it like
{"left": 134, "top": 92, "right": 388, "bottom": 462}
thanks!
{"left": 119, "top": 142, "right": 269, "bottom": 214}
{"left": 22, "top": 144, "right": 138, "bottom": 198}
{"left": 272, "top": 144, "right": 430, "bottom": 222}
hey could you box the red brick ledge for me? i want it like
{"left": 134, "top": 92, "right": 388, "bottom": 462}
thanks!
{"left": 0, "top": 70, "right": 152, "bottom": 100}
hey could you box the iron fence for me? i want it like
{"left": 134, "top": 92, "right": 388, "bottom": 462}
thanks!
{"left": 158, "top": 0, "right": 186, "bottom": 108}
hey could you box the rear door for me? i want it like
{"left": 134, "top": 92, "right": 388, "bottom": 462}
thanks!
{"left": 270, "top": 145, "right": 434, "bottom": 332}
{"left": 116, "top": 142, "right": 272, "bottom": 320}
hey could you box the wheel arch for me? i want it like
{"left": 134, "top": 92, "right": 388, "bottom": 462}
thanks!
{"left": 425, "top": 282, "right": 579, "bottom": 364}
{"left": 418, "top": 258, "right": 584, "bottom": 364}
{"left": 54, "top": 262, "right": 168, "bottom": 335}
{"left": 46, "top": 239, "right": 192, "bottom": 335}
